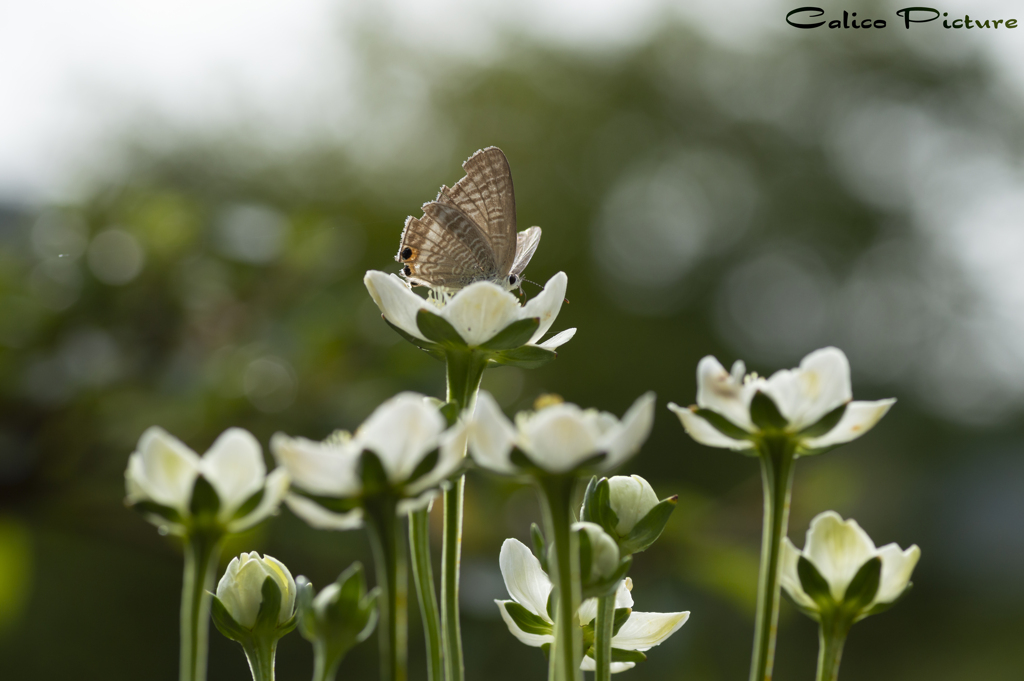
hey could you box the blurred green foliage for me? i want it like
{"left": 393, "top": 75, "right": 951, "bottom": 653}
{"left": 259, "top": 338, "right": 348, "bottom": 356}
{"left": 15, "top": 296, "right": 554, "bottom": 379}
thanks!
{"left": 1, "top": 15, "right": 1022, "bottom": 681}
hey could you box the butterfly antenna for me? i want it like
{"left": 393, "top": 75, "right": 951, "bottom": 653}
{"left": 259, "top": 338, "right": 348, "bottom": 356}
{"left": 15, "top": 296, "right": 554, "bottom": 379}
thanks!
{"left": 521, "top": 277, "right": 569, "bottom": 304}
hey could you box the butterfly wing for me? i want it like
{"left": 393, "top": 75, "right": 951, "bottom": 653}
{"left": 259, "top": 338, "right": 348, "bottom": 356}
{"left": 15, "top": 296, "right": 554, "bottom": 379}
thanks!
{"left": 437, "top": 147, "right": 517, "bottom": 276}
{"left": 396, "top": 201, "right": 499, "bottom": 290}
{"left": 511, "top": 226, "right": 542, "bottom": 278}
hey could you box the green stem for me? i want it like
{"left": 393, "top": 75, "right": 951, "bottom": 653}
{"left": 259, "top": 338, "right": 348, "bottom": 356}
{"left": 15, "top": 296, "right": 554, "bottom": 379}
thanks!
{"left": 180, "top": 531, "right": 223, "bottom": 681}
{"left": 749, "top": 438, "right": 797, "bottom": 681}
{"left": 441, "top": 349, "right": 487, "bottom": 681}
{"left": 409, "top": 507, "right": 444, "bottom": 681}
{"left": 593, "top": 593, "right": 616, "bottom": 681}
{"left": 242, "top": 640, "right": 278, "bottom": 681}
{"left": 364, "top": 496, "right": 408, "bottom": 681}
{"left": 310, "top": 641, "right": 337, "bottom": 681}
{"left": 816, "top": 618, "right": 849, "bottom": 681}
{"left": 539, "top": 475, "right": 582, "bottom": 681}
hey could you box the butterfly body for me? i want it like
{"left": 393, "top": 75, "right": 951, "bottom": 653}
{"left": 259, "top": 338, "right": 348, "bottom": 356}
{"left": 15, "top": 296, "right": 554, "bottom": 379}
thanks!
{"left": 396, "top": 147, "right": 541, "bottom": 293}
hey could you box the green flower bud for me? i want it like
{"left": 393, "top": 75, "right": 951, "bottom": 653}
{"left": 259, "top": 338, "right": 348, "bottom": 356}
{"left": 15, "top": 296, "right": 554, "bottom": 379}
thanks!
{"left": 216, "top": 552, "right": 296, "bottom": 629}
{"left": 606, "top": 475, "right": 659, "bottom": 536}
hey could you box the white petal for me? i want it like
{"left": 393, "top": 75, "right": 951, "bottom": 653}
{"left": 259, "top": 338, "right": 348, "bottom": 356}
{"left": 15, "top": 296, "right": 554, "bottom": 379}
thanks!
{"left": 270, "top": 433, "right": 362, "bottom": 497}
{"left": 579, "top": 657, "right": 635, "bottom": 673}
{"left": 695, "top": 356, "right": 756, "bottom": 432}
{"left": 522, "top": 271, "right": 568, "bottom": 344}
{"left": 518, "top": 403, "right": 602, "bottom": 472}
{"left": 397, "top": 490, "right": 441, "bottom": 515}
{"left": 578, "top": 577, "right": 634, "bottom": 626}
{"left": 356, "top": 392, "right": 445, "bottom": 484}
{"left": 408, "top": 421, "right": 467, "bottom": 495}
{"left": 611, "top": 610, "right": 690, "bottom": 651}
{"left": 468, "top": 391, "right": 518, "bottom": 474}
{"left": 763, "top": 347, "right": 852, "bottom": 431}
{"left": 804, "top": 511, "right": 877, "bottom": 601}
{"left": 496, "top": 600, "right": 554, "bottom": 647}
{"left": 284, "top": 493, "right": 364, "bottom": 530}
{"left": 364, "top": 270, "right": 429, "bottom": 342}
{"left": 261, "top": 554, "right": 297, "bottom": 623}
{"left": 201, "top": 428, "right": 266, "bottom": 519}
{"left": 537, "top": 327, "right": 576, "bottom": 350}
{"left": 667, "top": 403, "right": 754, "bottom": 451}
{"left": 229, "top": 468, "right": 290, "bottom": 533}
{"left": 131, "top": 427, "right": 201, "bottom": 512}
{"left": 499, "top": 539, "right": 553, "bottom": 620}
{"left": 602, "top": 392, "right": 655, "bottom": 470}
{"left": 873, "top": 543, "right": 920, "bottom": 605}
{"left": 607, "top": 475, "right": 661, "bottom": 536}
{"left": 779, "top": 538, "right": 817, "bottom": 611}
{"left": 222, "top": 555, "right": 269, "bottom": 628}
{"left": 441, "top": 281, "right": 522, "bottom": 346}
{"left": 802, "top": 399, "right": 896, "bottom": 450}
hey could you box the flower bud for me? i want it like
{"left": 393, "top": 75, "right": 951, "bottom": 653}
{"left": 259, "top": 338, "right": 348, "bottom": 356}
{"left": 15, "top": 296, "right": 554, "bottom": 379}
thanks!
{"left": 216, "top": 552, "right": 296, "bottom": 629}
{"left": 574, "top": 521, "right": 620, "bottom": 581}
{"left": 606, "top": 475, "right": 660, "bottom": 536}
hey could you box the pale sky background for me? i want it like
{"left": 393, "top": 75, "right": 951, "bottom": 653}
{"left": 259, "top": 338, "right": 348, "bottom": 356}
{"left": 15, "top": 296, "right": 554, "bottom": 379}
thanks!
{"left": 3, "top": 0, "right": 1024, "bottom": 421}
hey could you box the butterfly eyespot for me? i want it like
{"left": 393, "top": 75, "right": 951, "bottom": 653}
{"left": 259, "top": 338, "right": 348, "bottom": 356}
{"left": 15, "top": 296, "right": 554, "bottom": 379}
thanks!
{"left": 401, "top": 247, "right": 413, "bottom": 260}
{"left": 404, "top": 265, "right": 412, "bottom": 276}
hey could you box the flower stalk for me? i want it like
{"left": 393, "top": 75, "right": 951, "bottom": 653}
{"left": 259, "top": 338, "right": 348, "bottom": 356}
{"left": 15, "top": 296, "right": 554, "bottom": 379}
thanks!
{"left": 409, "top": 508, "right": 443, "bottom": 681}
{"left": 750, "top": 437, "right": 797, "bottom": 681}
{"left": 240, "top": 639, "right": 278, "bottom": 681}
{"left": 180, "top": 530, "right": 223, "bottom": 681}
{"left": 539, "top": 475, "right": 583, "bottom": 681}
{"left": 816, "top": 618, "right": 849, "bottom": 681}
{"left": 364, "top": 496, "right": 408, "bottom": 681}
{"left": 593, "top": 593, "right": 616, "bottom": 681}
{"left": 441, "top": 348, "right": 486, "bottom": 681}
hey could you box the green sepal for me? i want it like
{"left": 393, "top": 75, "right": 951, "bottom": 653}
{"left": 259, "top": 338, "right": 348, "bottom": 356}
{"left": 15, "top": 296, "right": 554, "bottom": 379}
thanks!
{"left": 842, "top": 557, "right": 881, "bottom": 614}
{"left": 288, "top": 489, "right": 361, "bottom": 514}
{"left": 210, "top": 594, "right": 249, "bottom": 642}
{"left": 254, "top": 575, "right": 284, "bottom": 632}
{"left": 478, "top": 317, "right": 540, "bottom": 351}
{"left": 295, "top": 576, "right": 317, "bottom": 641}
{"left": 384, "top": 318, "right": 445, "bottom": 360}
{"left": 358, "top": 450, "right": 391, "bottom": 497}
{"left": 612, "top": 607, "right": 632, "bottom": 636}
{"left": 578, "top": 526, "right": 593, "bottom": 582}
{"left": 439, "top": 401, "right": 460, "bottom": 427}
{"left": 750, "top": 391, "right": 788, "bottom": 431}
{"left": 189, "top": 475, "right": 221, "bottom": 518}
{"left": 581, "top": 477, "right": 621, "bottom": 540}
{"left": 129, "top": 500, "right": 184, "bottom": 526}
{"left": 503, "top": 601, "right": 554, "bottom": 636}
{"left": 797, "top": 556, "right": 835, "bottom": 612}
{"left": 692, "top": 408, "right": 753, "bottom": 441}
{"left": 798, "top": 403, "right": 848, "bottom": 438}
{"left": 619, "top": 496, "right": 677, "bottom": 555}
{"left": 540, "top": 642, "right": 552, "bottom": 660}
{"left": 857, "top": 582, "right": 912, "bottom": 621}
{"left": 405, "top": 449, "right": 440, "bottom": 487}
{"left": 489, "top": 345, "right": 557, "bottom": 369}
{"left": 232, "top": 488, "right": 265, "bottom": 521}
{"left": 530, "top": 523, "right": 549, "bottom": 573}
{"left": 416, "top": 309, "right": 467, "bottom": 348}
{"left": 611, "top": 647, "right": 647, "bottom": 664}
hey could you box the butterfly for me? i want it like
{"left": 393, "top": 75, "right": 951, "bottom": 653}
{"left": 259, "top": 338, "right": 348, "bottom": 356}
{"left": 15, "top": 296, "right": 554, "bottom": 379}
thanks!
{"left": 396, "top": 147, "right": 541, "bottom": 293}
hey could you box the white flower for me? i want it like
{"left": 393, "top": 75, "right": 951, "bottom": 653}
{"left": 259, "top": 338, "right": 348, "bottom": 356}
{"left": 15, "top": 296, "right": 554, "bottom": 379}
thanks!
{"left": 781, "top": 511, "right": 920, "bottom": 620}
{"left": 668, "top": 347, "right": 895, "bottom": 454}
{"left": 364, "top": 270, "right": 575, "bottom": 350}
{"left": 495, "top": 538, "right": 688, "bottom": 673}
{"left": 468, "top": 392, "right": 656, "bottom": 475}
{"left": 216, "top": 552, "right": 297, "bottom": 629}
{"left": 272, "top": 392, "right": 467, "bottom": 529}
{"left": 125, "top": 426, "right": 289, "bottom": 535}
{"left": 605, "top": 475, "right": 660, "bottom": 537}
